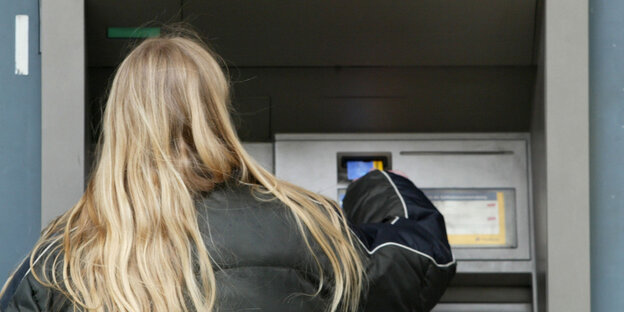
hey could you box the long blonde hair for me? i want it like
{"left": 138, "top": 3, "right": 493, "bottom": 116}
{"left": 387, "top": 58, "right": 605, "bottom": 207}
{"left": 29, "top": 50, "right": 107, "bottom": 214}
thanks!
{"left": 1, "top": 31, "right": 364, "bottom": 311}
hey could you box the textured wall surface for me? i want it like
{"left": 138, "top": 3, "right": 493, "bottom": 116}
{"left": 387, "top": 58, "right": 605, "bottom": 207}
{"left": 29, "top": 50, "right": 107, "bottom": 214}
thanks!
{"left": 0, "top": 0, "right": 41, "bottom": 281}
{"left": 546, "top": 0, "right": 590, "bottom": 311}
{"left": 590, "top": 1, "right": 624, "bottom": 310}
{"left": 40, "top": 0, "right": 85, "bottom": 227}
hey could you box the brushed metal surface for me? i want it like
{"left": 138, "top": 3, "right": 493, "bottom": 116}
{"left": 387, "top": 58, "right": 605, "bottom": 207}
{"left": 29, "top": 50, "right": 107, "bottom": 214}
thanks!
{"left": 275, "top": 133, "right": 532, "bottom": 266}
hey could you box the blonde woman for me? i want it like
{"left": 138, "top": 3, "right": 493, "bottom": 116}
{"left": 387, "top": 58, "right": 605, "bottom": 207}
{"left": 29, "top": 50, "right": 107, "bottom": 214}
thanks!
{"left": 0, "top": 32, "right": 455, "bottom": 312}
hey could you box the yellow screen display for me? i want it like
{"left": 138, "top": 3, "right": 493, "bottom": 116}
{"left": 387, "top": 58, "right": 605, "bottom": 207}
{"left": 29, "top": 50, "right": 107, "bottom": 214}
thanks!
{"left": 424, "top": 190, "right": 509, "bottom": 247}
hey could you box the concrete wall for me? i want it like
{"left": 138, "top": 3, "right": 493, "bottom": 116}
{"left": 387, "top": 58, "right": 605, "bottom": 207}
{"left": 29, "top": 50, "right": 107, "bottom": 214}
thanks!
{"left": 40, "top": 0, "right": 85, "bottom": 227}
{"left": 545, "top": 0, "right": 590, "bottom": 311}
{"left": 0, "top": 0, "right": 42, "bottom": 281}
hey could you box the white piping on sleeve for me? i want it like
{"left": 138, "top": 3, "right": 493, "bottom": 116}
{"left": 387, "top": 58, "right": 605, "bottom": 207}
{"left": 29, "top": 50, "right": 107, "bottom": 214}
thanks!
{"left": 355, "top": 237, "right": 456, "bottom": 268}
{"left": 379, "top": 170, "right": 409, "bottom": 218}
{"left": 352, "top": 172, "right": 456, "bottom": 268}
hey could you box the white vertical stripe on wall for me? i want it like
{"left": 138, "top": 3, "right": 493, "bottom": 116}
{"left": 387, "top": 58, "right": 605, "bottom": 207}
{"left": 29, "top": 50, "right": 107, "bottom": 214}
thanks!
{"left": 15, "top": 15, "right": 28, "bottom": 76}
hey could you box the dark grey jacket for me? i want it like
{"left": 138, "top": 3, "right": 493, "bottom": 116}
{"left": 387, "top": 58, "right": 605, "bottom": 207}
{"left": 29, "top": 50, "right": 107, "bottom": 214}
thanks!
{"left": 1, "top": 170, "right": 455, "bottom": 311}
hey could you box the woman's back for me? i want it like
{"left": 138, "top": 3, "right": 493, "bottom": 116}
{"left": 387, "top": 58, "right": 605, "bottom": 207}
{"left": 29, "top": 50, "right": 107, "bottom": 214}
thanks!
{"left": 199, "top": 184, "right": 333, "bottom": 311}
{"left": 198, "top": 174, "right": 457, "bottom": 311}
{"left": 0, "top": 31, "right": 454, "bottom": 312}
{"left": 2, "top": 172, "right": 455, "bottom": 311}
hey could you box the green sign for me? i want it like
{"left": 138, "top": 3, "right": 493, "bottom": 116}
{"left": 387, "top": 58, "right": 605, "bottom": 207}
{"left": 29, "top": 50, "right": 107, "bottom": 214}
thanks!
{"left": 107, "top": 27, "right": 161, "bottom": 39}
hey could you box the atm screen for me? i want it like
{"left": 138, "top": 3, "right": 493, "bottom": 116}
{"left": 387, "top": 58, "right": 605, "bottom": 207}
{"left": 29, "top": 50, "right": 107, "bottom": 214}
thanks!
{"left": 346, "top": 160, "right": 384, "bottom": 180}
{"left": 422, "top": 188, "right": 517, "bottom": 248}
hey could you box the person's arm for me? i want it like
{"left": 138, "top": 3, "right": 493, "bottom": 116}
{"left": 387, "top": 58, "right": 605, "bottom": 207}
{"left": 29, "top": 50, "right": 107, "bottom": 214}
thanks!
{"left": 343, "top": 170, "right": 456, "bottom": 311}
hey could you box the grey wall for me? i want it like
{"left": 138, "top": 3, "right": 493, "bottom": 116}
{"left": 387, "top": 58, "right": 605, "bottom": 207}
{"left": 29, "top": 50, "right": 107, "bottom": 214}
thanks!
{"left": 41, "top": 0, "right": 85, "bottom": 227}
{"left": 545, "top": 0, "right": 590, "bottom": 311}
{"left": 0, "top": 0, "right": 41, "bottom": 280}
{"left": 589, "top": 1, "right": 624, "bottom": 310}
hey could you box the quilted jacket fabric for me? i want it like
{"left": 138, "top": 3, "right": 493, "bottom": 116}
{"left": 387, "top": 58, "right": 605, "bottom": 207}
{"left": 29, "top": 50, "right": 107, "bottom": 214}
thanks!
{"left": 0, "top": 170, "right": 455, "bottom": 311}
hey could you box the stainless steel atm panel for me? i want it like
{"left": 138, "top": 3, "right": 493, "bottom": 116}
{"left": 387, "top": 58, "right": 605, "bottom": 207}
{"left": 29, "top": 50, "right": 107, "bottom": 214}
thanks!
{"left": 274, "top": 133, "right": 534, "bottom": 274}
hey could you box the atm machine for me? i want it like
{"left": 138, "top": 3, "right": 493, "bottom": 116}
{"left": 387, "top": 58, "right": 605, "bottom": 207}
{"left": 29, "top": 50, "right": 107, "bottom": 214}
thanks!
{"left": 258, "top": 133, "right": 536, "bottom": 312}
{"left": 83, "top": 1, "right": 542, "bottom": 310}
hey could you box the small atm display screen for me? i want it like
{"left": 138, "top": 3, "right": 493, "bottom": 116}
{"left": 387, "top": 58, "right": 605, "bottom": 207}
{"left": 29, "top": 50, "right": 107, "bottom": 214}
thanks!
{"left": 422, "top": 188, "right": 516, "bottom": 248}
{"left": 346, "top": 160, "right": 383, "bottom": 180}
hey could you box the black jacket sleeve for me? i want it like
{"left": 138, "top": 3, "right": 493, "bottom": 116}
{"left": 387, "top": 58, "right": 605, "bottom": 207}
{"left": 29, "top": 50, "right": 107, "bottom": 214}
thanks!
{"left": 343, "top": 170, "right": 456, "bottom": 312}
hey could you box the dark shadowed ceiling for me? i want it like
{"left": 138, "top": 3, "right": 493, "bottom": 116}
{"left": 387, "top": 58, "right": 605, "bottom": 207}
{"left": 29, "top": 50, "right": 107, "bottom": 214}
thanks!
{"left": 87, "top": 0, "right": 538, "bottom": 67}
{"left": 85, "top": 0, "right": 541, "bottom": 146}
